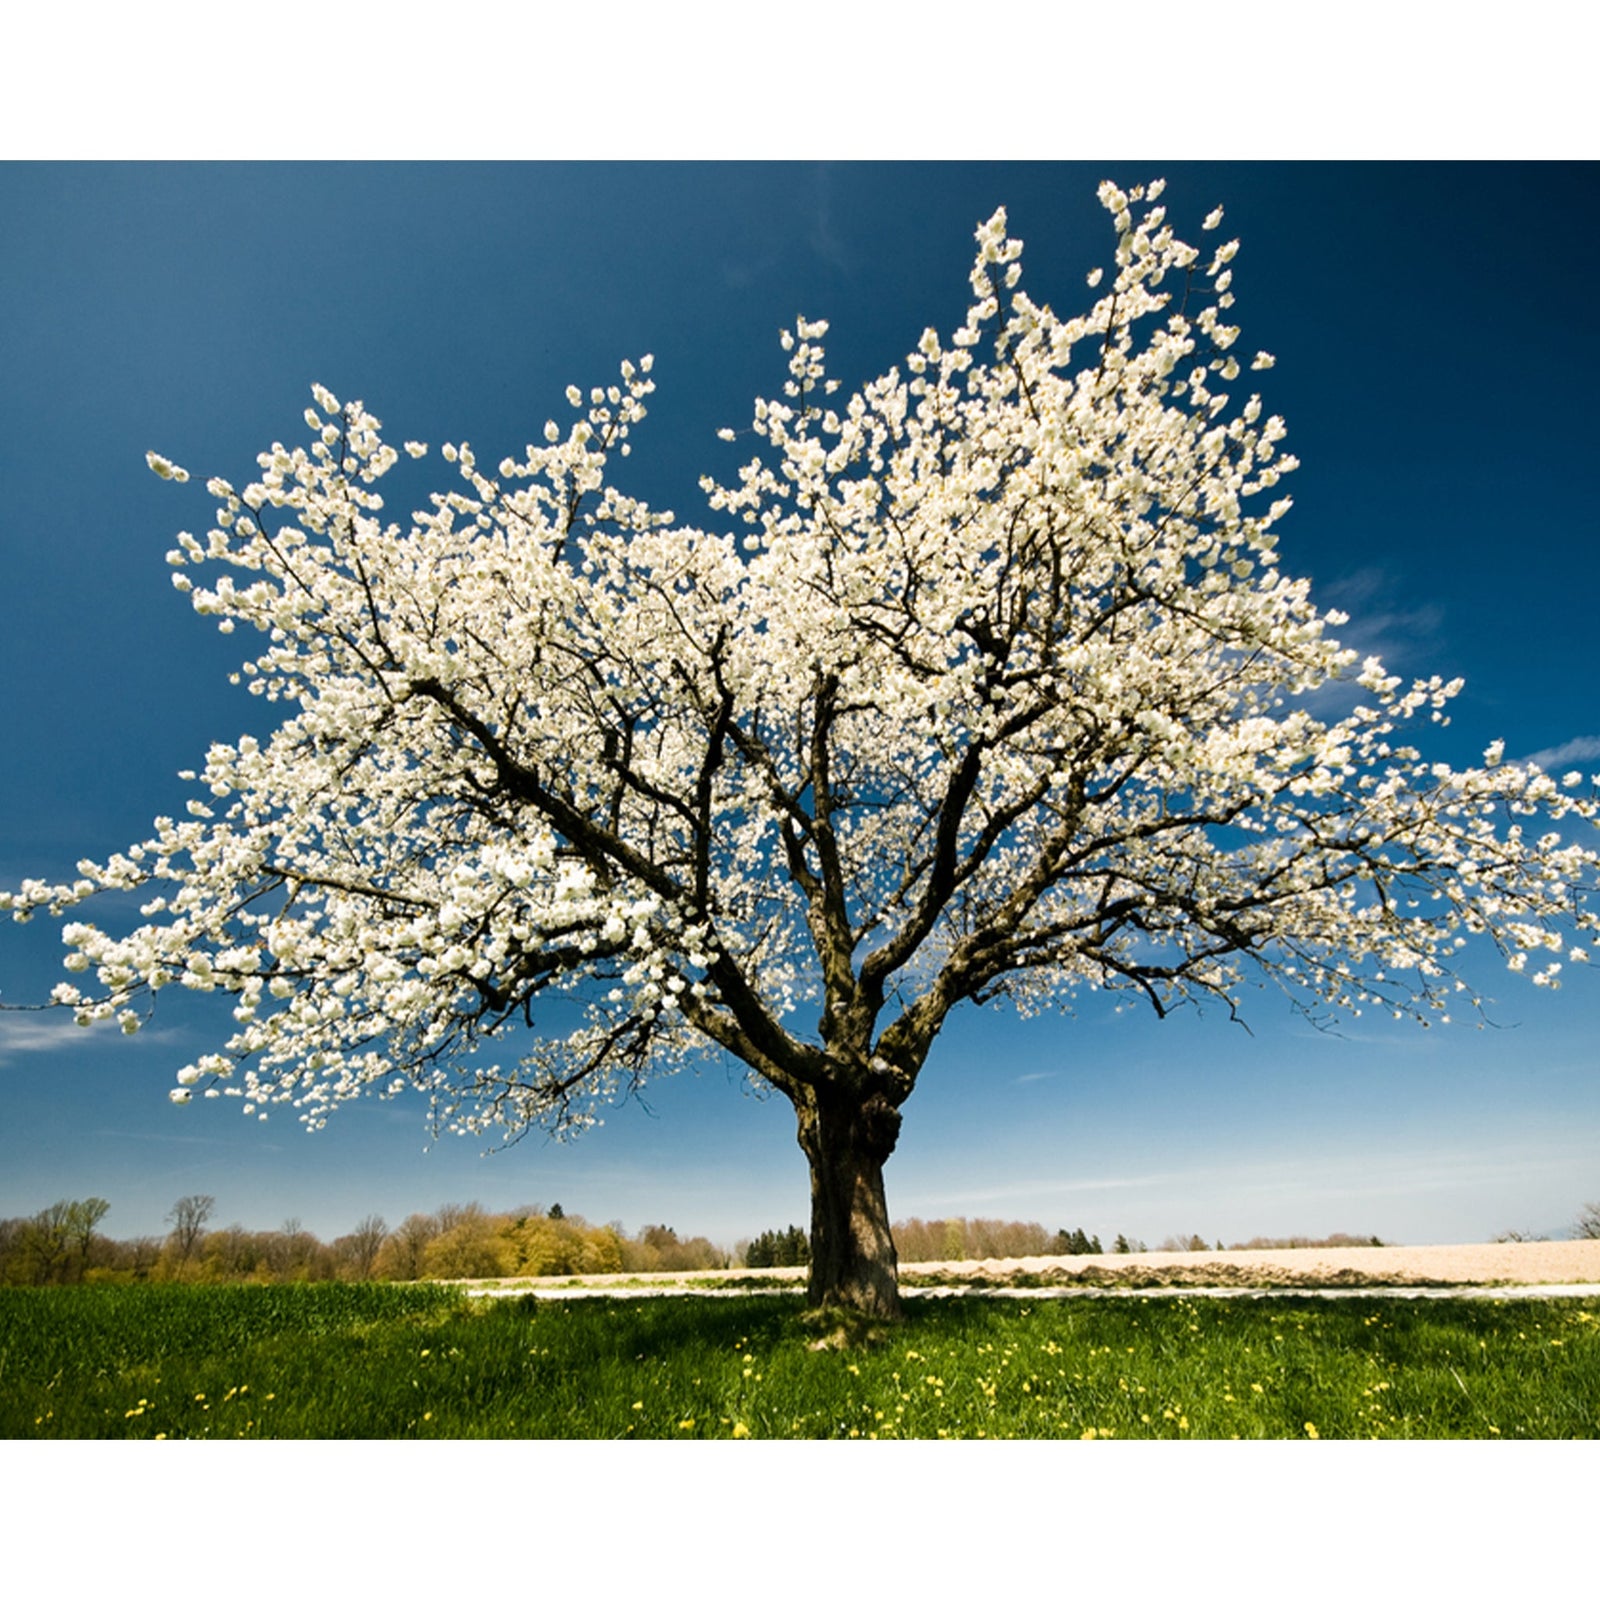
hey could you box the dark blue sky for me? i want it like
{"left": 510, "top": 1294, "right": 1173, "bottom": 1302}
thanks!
{"left": 3, "top": 162, "right": 1598, "bottom": 1249}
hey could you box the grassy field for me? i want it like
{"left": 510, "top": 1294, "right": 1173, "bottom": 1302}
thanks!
{"left": 4, "top": 1283, "right": 1598, "bottom": 1439}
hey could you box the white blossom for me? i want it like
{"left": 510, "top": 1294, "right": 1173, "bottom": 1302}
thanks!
{"left": 4, "top": 181, "right": 1597, "bottom": 1185}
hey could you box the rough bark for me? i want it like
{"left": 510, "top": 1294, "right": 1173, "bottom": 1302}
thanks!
{"left": 793, "top": 1083, "right": 904, "bottom": 1320}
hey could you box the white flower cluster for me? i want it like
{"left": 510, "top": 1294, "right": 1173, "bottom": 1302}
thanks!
{"left": 5, "top": 182, "right": 1598, "bottom": 1139}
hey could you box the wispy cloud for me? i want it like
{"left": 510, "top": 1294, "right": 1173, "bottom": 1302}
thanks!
{"left": 1287, "top": 567, "right": 1447, "bottom": 719}
{"left": 1316, "top": 568, "right": 1445, "bottom": 671}
{"left": 0, "top": 1014, "right": 86, "bottom": 1058}
{"left": 1012, "top": 1070, "right": 1059, "bottom": 1085}
{"left": 0, "top": 1013, "right": 185, "bottom": 1063}
{"left": 1515, "top": 734, "right": 1600, "bottom": 773}
{"left": 808, "top": 164, "right": 851, "bottom": 275}
{"left": 89, "top": 1127, "right": 225, "bottom": 1147}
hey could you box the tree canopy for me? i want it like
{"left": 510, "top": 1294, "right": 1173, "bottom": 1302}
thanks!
{"left": 5, "top": 180, "right": 1598, "bottom": 1317}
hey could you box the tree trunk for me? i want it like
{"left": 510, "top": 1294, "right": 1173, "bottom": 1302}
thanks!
{"left": 794, "top": 1084, "right": 903, "bottom": 1321}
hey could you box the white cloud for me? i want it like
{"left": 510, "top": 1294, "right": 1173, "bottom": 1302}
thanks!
{"left": 1515, "top": 734, "right": 1600, "bottom": 773}
{"left": 0, "top": 1012, "right": 181, "bottom": 1062}
{"left": 1316, "top": 568, "right": 1445, "bottom": 668}
{"left": 1291, "top": 567, "right": 1448, "bottom": 719}
{"left": 0, "top": 1014, "right": 86, "bottom": 1058}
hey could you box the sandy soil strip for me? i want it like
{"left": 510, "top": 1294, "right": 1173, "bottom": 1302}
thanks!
{"left": 900, "top": 1239, "right": 1600, "bottom": 1287}
{"left": 459, "top": 1238, "right": 1600, "bottom": 1296}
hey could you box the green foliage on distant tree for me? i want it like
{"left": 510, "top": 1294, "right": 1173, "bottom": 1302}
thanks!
{"left": 1228, "top": 1232, "right": 1389, "bottom": 1250}
{"left": 1054, "top": 1227, "right": 1103, "bottom": 1256}
{"left": 0, "top": 1198, "right": 116, "bottom": 1285}
{"left": 745, "top": 1226, "right": 810, "bottom": 1268}
{"left": 892, "top": 1216, "right": 1100, "bottom": 1263}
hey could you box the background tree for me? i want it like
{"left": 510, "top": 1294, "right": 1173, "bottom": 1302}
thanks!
{"left": 334, "top": 1213, "right": 389, "bottom": 1279}
{"left": 615, "top": 1223, "right": 724, "bottom": 1274}
{"left": 892, "top": 1217, "right": 1076, "bottom": 1263}
{"left": 5, "top": 181, "right": 1600, "bottom": 1320}
{"left": 1572, "top": 1203, "right": 1600, "bottom": 1241}
{"left": 507, "top": 1208, "right": 625, "bottom": 1276}
{"left": 746, "top": 1225, "right": 810, "bottom": 1268}
{"left": 121, "top": 1235, "right": 162, "bottom": 1280}
{"left": 573, "top": 1221, "right": 626, "bottom": 1275}
{"left": 374, "top": 1212, "right": 441, "bottom": 1280}
{"left": 0, "top": 1217, "right": 21, "bottom": 1285}
{"left": 16, "top": 1201, "right": 75, "bottom": 1285}
{"left": 65, "top": 1198, "right": 110, "bottom": 1281}
{"left": 941, "top": 1219, "right": 968, "bottom": 1264}
{"left": 422, "top": 1202, "right": 512, "bottom": 1280}
{"left": 164, "top": 1194, "right": 214, "bottom": 1274}
{"left": 508, "top": 1210, "right": 582, "bottom": 1275}
{"left": 202, "top": 1222, "right": 265, "bottom": 1280}
{"left": 1052, "top": 1227, "right": 1101, "bottom": 1257}
{"left": 270, "top": 1216, "right": 328, "bottom": 1280}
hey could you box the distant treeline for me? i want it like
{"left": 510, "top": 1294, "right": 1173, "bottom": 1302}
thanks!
{"left": 1215, "top": 1232, "right": 1389, "bottom": 1251}
{"left": 744, "top": 1226, "right": 810, "bottom": 1267}
{"left": 0, "top": 1197, "right": 727, "bottom": 1287}
{"left": 892, "top": 1218, "right": 1111, "bottom": 1261}
{"left": 0, "top": 1195, "right": 1406, "bottom": 1288}
{"left": 742, "top": 1219, "right": 1121, "bottom": 1267}
{"left": 1150, "top": 1232, "right": 1388, "bottom": 1252}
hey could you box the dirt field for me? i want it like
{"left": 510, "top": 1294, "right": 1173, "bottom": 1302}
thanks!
{"left": 469, "top": 1238, "right": 1600, "bottom": 1295}
{"left": 891, "top": 1238, "right": 1600, "bottom": 1289}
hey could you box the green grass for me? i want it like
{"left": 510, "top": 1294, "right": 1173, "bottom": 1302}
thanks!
{"left": 3, "top": 1284, "right": 1598, "bottom": 1438}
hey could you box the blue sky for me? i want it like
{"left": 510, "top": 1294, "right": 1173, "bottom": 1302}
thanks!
{"left": 2, "top": 161, "right": 1598, "bottom": 1251}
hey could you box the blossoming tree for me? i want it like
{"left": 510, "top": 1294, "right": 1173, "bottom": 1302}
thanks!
{"left": 5, "top": 182, "right": 1598, "bottom": 1318}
